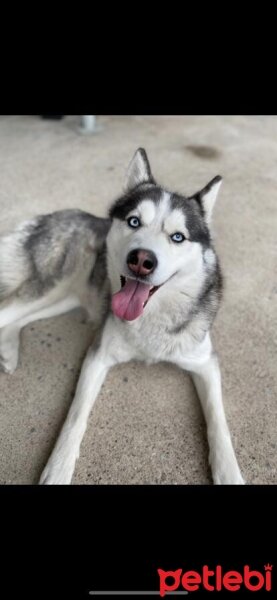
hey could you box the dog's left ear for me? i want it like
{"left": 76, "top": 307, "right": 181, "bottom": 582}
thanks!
{"left": 191, "top": 175, "right": 223, "bottom": 224}
{"left": 124, "top": 148, "right": 155, "bottom": 192}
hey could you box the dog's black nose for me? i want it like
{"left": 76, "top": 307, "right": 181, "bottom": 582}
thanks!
{"left": 127, "top": 249, "right": 157, "bottom": 276}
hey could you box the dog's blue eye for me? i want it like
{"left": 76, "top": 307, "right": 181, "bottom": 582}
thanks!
{"left": 127, "top": 216, "right": 141, "bottom": 228}
{"left": 171, "top": 232, "right": 185, "bottom": 243}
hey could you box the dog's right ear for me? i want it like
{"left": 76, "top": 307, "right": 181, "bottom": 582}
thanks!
{"left": 124, "top": 148, "right": 155, "bottom": 192}
{"left": 191, "top": 176, "right": 223, "bottom": 225}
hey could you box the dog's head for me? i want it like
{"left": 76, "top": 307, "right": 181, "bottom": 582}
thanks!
{"left": 107, "top": 148, "right": 222, "bottom": 322}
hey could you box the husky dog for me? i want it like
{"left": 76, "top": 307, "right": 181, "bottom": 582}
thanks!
{"left": 0, "top": 149, "right": 244, "bottom": 485}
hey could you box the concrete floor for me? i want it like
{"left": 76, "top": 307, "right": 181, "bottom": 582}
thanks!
{"left": 0, "top": 115, "right": 276, "bottom": 484}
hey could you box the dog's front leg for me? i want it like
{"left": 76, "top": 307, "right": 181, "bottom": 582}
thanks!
{"left": 177, "top": 340, "right": 245, "bottom": 485}
{"left": 39, "top": 319, "right": 123, "bottom": 485}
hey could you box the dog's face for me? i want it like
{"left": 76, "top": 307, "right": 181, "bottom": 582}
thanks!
{"left": 106, "top": 149, "right": 222, "bottom": 321}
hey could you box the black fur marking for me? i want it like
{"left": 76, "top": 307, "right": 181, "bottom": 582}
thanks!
{"left": 88, "top": 245, "right": 111, "bottom": 327}
{"left": 109, "top": 185, "right": 160, "bottom": 221}
{"left": 168, "top": 257, "right": 223, "bottom": 336}
{"left": 110, "top": 185, "right": 213, "bottom": 245}
{"left": 170, "top": 193, "right": 211, "bottom": 245}
{"left": 201, "top": 175, "right": 223, "bottom": 192}
{"left": 88, "top": 245, "right": 108, "bottom": 290}
{"left": 198, "top": 257, "right": 223, "bottom": 315}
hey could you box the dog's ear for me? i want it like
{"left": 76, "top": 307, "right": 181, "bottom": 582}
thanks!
{"left": 191, "top": 176, "right": 222, "bottom": 224}
{"left": 124, "top": 148, "right": 155, "bottom": 192}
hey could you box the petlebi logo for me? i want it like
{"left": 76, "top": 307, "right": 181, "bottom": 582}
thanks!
{"left": 158, "top": 564, "right": 273, "bottom": 595}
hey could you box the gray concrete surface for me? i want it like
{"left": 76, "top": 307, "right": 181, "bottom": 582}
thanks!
{"left": 0, "top": 115, "right": 276, "bottom": 484}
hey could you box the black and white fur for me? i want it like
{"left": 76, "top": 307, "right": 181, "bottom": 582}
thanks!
{"left": 0, "top": 149, "right": 244, "bottom": 485}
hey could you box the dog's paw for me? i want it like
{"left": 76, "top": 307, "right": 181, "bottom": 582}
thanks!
{"left": 39, "top": 459, "right": 75, "bottom": 485}
{"left": 210, "top": 451, "right": 245, "bottom": 485}
{"left": 0, "top": 355, "right": 18, "bottom": 374}
{"left": 0, "top": 330, "right": 19, "bottom": 374}
{"left": 213, "top": 469, "right": 245, "bottom": 485}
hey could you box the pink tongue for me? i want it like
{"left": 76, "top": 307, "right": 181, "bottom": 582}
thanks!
{"left": 112, "top": 279, "right": 151, "bottom": 321}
